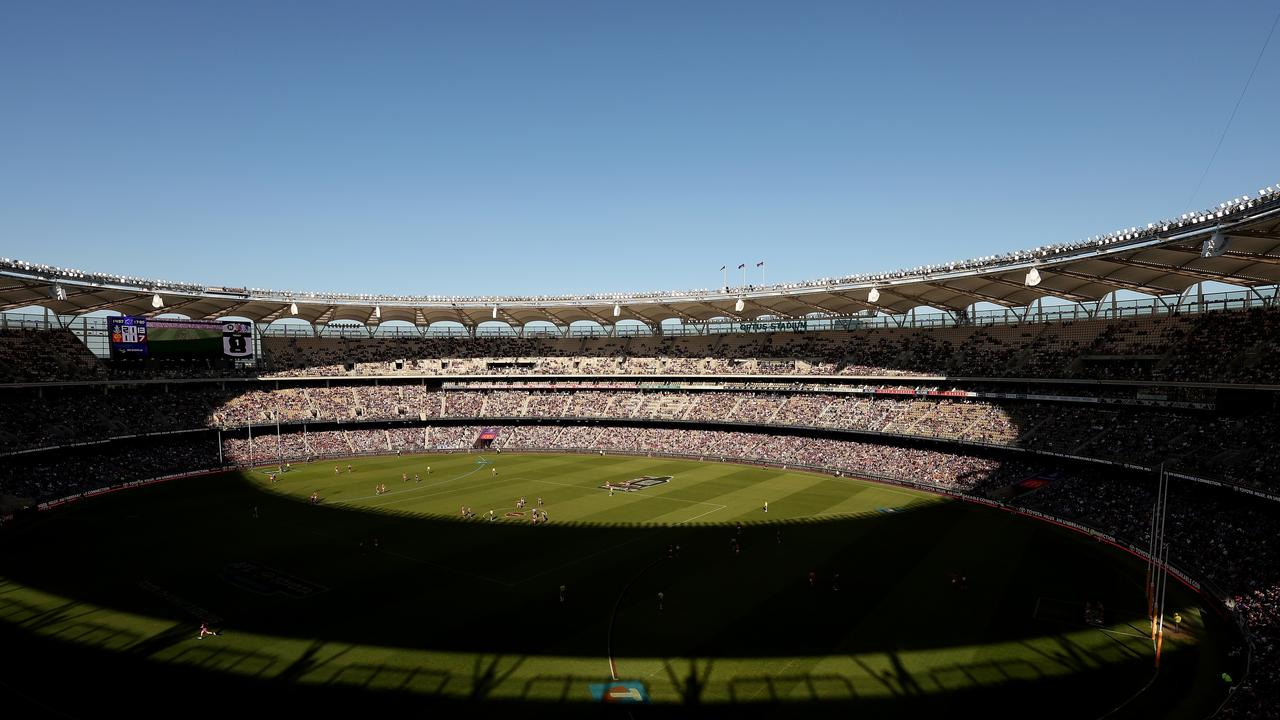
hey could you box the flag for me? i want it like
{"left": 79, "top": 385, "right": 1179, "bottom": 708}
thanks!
{"left": 756, "top": 261, "right": 764, "bottom": 267}
{"left": 737, "top": 263, "right": 745, "bottom": 269}
{"left": 720, "top": 265, "right": 726, "bottom": 271}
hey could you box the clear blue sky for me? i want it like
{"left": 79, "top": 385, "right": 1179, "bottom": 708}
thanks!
{"left": 2, "top": 1, "right": 1277, "bottom": 297}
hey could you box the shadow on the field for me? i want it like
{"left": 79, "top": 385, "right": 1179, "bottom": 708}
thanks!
{"left": 323, "top": 658, "right": 453, "bottom": 694}
{"left": 664, "top": 656, "right": 714, "bottom": 705}
{"left": 727, "top": 670, "right": 858, "bottom": 703}
{"left": 923, "top": 655, "right": 1043, "bottom": 691}
{"left": 0, "top": 484, "right": 1170, "bottom": 660}
{"left": 0, "top": 484, "right": 1162, "bottom": 661}
{"left": 1018, "top": 636, "right": 1094, "bottom": 672}
{"left": 169, "top": 640, "right": 281, "bottom": 676}
{"left": 470, "top": 653, "right": 527, "bottom": 700}
{"left": 0, "top": 593, "right": 145, "bottom": 652}
{"left": 517, "top": 674, "right": 587, "bottom": 703}
{"left": 0, "top": 617, "right": 1221, "bottom": 720}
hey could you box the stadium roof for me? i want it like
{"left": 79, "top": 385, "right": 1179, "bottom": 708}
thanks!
{"left": 4, "top": 185, "right": 1280, "bottom": 328}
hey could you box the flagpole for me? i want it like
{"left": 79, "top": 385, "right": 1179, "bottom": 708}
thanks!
{"left": 721, "top": 265, "right": 727, "bottom": 289}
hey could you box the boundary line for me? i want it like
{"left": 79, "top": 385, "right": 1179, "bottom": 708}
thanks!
{"left": 605, "top": 556, "right": 665, "bottom": 681}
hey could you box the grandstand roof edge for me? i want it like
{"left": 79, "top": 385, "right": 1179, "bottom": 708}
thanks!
{"left": 3, "top": 190, "right": 1278, "bottom": 323}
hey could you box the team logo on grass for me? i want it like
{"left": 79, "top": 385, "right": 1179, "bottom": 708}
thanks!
{"left": 589, "top": 681, "right": 649, "bottom": 703}
{"left": 220, "top": 561, "right": 328, "bottom": 599}
{"left": 600, "top": 476, "right": 672, "bottom": 492}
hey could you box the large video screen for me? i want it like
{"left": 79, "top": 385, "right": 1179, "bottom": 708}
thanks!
{"left": 109, "top": 317, "right": 253, "bottom": 360}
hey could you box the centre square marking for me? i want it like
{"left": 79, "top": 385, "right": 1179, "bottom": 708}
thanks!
{"left": 600, "top": 476, "right": 672, "bottom": 492}
{"left": 219, "top": 561, "right": 328, "bottom": 599}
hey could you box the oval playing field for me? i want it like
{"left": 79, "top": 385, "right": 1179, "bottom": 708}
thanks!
{"left": 0, "top": 453, "right": 1234, "bottom": 718}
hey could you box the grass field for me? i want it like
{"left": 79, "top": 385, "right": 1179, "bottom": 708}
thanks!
{"left": 0, "top": 452, "right": 1234, "bottom": 718}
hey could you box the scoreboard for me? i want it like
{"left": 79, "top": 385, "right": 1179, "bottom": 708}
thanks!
{"left": 108, "top": 316, "right": 149, "bottom": 357}
{"left": 109, "top": 316, "right": 253, "bottom": 360}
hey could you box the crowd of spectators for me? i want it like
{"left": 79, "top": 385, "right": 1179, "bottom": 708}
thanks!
{"left": 3, "top": 306, "right": 1280, "bottom": 386}
{"left": 4, "top": 384, "right": 1278, "bottom": 494}
{"left": 214, "top": 425, "right": 1033, "bottom": 496}
{"left": 229, "top": 307, "right": 1280, "bottom": 384}
{"left": 0, "top": 328, "right": 105, "bottom": 383}
{"left": 0, "top": 436, "right": 220, "bottom": 501}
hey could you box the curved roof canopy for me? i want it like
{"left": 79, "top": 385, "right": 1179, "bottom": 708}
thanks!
{"left": 4, "top": 189, "right": 1280, "bottom": 327}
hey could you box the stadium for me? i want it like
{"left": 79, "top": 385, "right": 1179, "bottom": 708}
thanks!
{"left": 1, "top": 183, "right": 1279, "bottom": 718}
{"left": 5, "top": 4, "right": 1280, "bottom": 718}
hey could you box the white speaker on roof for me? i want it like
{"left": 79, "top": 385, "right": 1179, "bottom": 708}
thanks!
{"left": 1025, "top": 268, "right": 1042, "bottom": 287}
{"left": 868, "top": 288, "right": 880, "bottom": 303}
{"left": 1202, "top": 229, "right": 1233, "bottom": 258}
